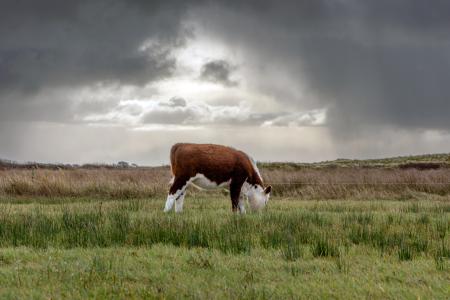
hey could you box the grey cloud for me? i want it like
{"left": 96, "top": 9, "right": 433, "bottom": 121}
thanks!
{"left": 141, "top": 107, "right": 197, "bottom": 125}
{"left": 140, "top": 98, "right": 225, "bottom": 125}
{"left": 164, "top": 97, "right": 187, "bottom": 107}
{"left": 0, "top": 0, "right": 198, "bottom": 122}
{"left": 140, "top": 97, "right": 200, "bottom": 125}
{"left": 263, "top": 110, "right": 326, "bottom": 127}
{"left": 192, "top": 0, "right": 450, "bottom": 136}
{"left": 200, "top": 60, "right": 238, "bottom": 87}
{"left": 0, "top": 1, "right": 182, "bottom": 91}
{"left": 138, "top": 98, "right": 321, "bottom": 127}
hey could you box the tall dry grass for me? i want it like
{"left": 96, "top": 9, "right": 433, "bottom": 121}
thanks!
{"left": 264, "top": 167, "right": 450, "bottom": 199}
{"left": 0, "top": 168, "right": 170, "bottom": 199}
{"left": 0, "top": 166, "right": 449, "bottom": 199}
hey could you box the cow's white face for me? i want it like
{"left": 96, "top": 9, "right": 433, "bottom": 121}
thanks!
{"left": 246, "top": 184, "right": 272, "bottom": 211}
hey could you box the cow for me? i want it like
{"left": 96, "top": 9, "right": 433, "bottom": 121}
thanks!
{"left": 164, "top": 143, "right": 271, "bottom": 213}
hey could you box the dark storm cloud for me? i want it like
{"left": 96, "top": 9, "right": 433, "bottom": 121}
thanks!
{"left": 4, "top": 0, "right": 449, "bottom": 131}
{"left": 2, "top": 0, "right": 450, "bottom": 150}
{"left": 200, "top": 59, "right": 238, "bottom": 87}
{"left": 0, "top": 0, "right": 200, "bottom": 121}
{"left": 193, "top": 0, "right": 450, "bottom": 134}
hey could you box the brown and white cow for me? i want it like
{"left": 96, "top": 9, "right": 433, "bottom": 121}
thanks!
{"left": 164, "top": 143, "right": 271, "bottom": 213}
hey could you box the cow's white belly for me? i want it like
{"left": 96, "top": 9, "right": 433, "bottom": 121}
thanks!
{"left": 189, "top": 173, "right": 230, "bottom": 190}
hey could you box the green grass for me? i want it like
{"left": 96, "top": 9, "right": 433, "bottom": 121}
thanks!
{"left": 0, "top": 195, "right": 449, "bottom": 299}
{"left": 0, "top": 245, "right": 448, "bottom": 299}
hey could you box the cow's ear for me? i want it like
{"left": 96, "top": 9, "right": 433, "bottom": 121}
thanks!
{"left": 264, "top": 186, "right": 272, "bottom": 194}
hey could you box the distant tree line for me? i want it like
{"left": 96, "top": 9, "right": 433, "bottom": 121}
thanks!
{"left": 0, "top": 159, "right": 140, "bottom": 170}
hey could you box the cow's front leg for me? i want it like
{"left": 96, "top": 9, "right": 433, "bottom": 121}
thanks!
{"left": 174, "top": 191, "right": 186, "bottom": 213}
{"left": 164, "top": 176, "right": 188, "bottom": 212}
{"left": 164, "top": 194, "right": 176, "bottom": 212}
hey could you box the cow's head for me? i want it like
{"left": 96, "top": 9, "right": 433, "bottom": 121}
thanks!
{"left": 247, "top": 184, "right": 272, "bottom": 211}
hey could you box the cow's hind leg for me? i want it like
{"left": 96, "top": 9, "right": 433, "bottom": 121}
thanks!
{"left": 164, "top": 176, "right": 189, "bottom": 212}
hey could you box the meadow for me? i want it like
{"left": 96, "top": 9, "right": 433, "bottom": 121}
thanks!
{"left": 0, "top": 155, "right": 449, "bottom": 299}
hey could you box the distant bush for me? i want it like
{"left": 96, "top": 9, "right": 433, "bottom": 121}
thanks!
{"left": 0, "top": 159, "right": 142, "bottom": 170}
{"left": 398, "top": 162, "right": 442, "bottom": 170}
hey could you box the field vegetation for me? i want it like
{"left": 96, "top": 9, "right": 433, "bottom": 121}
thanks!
{"left": 0, "top": 154, "right": 449, "bottom": 298}
{"left": 1, "top": 164, "right": 450, "bottom": 200}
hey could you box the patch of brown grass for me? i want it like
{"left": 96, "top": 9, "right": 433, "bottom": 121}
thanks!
{"left": 0, "top": 167, "right": 170, "bottom": 199}
{"left": 264, "top": 168, "right": 450, "bottom": 199}
{"left": 0, "top": 166, "right": 449, "bottom": 200}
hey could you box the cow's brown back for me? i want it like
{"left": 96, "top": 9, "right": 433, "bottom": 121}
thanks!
{"left": 170, "top": 143, "right": 261, "bottom": 185}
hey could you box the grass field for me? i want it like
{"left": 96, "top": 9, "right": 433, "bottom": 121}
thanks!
{"left": 0, "top": 195, "right": 449, "bottom": 299}
{"left": 0, "top": 158, "right": 449, "bottom": 299}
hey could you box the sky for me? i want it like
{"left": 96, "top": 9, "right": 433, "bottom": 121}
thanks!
{"left": 1, "top": 0, "right": 450, "bottom": 165}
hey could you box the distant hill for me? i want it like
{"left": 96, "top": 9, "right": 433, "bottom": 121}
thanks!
{"left": 1, "top": 153, "right": 449, "bottom": 170}
{"left": 259, "top": 153, "right": 450, "bottom": 170}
